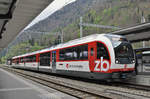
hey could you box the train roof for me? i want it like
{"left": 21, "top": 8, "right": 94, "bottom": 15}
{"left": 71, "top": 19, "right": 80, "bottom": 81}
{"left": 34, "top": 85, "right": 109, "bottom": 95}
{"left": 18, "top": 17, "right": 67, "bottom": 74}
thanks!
{"left": 12, "top": 33, "right": 122, "bottom": 59}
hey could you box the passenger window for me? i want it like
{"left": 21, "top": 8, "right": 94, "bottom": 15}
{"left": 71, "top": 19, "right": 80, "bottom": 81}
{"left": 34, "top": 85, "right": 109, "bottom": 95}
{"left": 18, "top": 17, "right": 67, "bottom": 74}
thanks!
{"left": 20, "top": 57, "right": 24, "bottom": 63}
{"left": 25, "top": 55, "right": 36, "bottom": 62}
{"left": 59, "top": 44, "right": 88, "bottom": 60}
{"left": 16, "top": 58, "right": 19, "bottom": 64}
{"left": 59, "top": 49, "right": 65, "bottom": 60}
{"left": 66, "top": 48, "right": 74, "bottom": 60}
{"left": 40, "top": 52, "right": 50, "bottom": 66}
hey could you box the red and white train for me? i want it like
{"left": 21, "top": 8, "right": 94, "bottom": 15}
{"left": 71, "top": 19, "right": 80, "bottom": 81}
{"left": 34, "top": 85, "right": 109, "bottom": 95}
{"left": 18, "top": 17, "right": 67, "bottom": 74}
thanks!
{"left": 10, "top": 34, "right": 135, "bottom": 80}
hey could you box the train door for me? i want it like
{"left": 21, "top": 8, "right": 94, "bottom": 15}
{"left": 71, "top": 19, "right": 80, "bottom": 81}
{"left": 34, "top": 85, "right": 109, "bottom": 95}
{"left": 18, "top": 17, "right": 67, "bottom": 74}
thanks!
{"left": 52, "top": 51, "right": 56, "bottom": 73}
{"left": 88, "top": 43, "right": 96, "bottom": 72}
{"left": 40, "top": 52, "right": 50, "bottom": 66}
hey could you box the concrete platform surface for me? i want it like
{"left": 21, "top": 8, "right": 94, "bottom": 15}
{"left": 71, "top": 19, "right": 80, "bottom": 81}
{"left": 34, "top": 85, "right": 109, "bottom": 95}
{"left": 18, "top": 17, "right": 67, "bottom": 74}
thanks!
{"left": 0, "top": 68, "right": 76, "bottom": 99}
{"left": 127, "top": 74, "right": 150, "bottom": 86}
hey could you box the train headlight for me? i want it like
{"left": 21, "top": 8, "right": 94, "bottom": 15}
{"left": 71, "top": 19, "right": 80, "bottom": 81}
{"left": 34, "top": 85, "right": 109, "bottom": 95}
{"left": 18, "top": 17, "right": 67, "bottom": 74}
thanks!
{"left": 116, "top": 60, "right": 119, "bottom": 64}
{"left": 132, "top": 60, "right": 135, "bottom": 63}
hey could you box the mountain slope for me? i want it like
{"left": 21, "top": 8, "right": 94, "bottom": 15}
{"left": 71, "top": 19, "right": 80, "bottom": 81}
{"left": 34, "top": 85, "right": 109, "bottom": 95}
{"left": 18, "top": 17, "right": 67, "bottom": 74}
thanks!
{"left": 29, "top": 0, "right": 93, "bottom": 32}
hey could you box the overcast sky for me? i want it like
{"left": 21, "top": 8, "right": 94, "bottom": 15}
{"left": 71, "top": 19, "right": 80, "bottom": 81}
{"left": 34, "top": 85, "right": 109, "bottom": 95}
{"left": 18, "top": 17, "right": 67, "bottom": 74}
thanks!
{"left": 25, "top": 0, "right": 76, "bottom": 29}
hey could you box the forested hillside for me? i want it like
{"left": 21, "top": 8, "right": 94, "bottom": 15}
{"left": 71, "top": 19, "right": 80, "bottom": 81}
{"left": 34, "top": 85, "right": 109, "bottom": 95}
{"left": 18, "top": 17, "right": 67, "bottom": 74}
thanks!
{"left": 1, "top": 0, "right": 150, "bottom": 62}
{"left": 29, "top": 0, "right": 150, "bottom": 41}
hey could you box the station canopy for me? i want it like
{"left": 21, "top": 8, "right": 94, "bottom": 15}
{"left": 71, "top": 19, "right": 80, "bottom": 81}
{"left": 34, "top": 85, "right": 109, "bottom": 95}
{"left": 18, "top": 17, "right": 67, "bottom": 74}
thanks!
{"left": 112, "top": 22, "right": 150, "bottom": 43}
{"left": 0, "top": 0, "right": 54, "bottom": 52}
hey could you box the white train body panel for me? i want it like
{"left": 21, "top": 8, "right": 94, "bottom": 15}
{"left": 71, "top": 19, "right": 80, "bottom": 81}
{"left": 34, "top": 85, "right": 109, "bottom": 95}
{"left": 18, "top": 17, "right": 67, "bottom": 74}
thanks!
{"left": 57, "top": 61, "right": 90, "bottom": 72}
{"left": 18, "top": 63, "right": 24, "bottom": 67}
{"left": 25, "top": 62, "right": 38, "bottom": 68}
{"left": 39, "top": 65, "right": 52, "bottom": 69}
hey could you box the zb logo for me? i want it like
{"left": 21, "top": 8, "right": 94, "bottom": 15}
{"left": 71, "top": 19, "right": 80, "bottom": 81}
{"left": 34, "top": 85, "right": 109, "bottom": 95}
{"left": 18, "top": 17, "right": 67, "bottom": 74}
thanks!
{"left": 94, "top": 57, "right": 109, "bottom": 72}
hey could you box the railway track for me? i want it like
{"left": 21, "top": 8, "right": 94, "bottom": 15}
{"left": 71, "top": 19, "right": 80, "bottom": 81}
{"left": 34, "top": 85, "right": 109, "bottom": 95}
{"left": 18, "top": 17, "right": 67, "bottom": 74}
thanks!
{"left": 1, "top": 66, "right": 116, "bottom": 99}
{"left": 1, "top": 65, "right": 150, "bottom": 99}
{"left": 113, "top": 81, "right": 150, "bottom": 91}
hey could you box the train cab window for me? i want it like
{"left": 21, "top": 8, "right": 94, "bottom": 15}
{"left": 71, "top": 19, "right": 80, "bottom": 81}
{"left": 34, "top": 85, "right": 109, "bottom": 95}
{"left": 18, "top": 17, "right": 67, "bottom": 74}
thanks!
{"left": 97, "top": 42, "right": 109, "bottom": 60}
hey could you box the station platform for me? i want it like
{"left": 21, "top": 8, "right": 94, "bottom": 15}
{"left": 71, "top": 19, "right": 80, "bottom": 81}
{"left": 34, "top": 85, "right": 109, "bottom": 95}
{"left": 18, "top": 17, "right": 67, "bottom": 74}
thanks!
{"left": 0, "top": 68, "right": 76, "bottom": 99}
{"left": 138, "top": 72, "right": 150, "bottom": 75}
{"left": 127, "top": 74, "right": 150, "bottom": 86}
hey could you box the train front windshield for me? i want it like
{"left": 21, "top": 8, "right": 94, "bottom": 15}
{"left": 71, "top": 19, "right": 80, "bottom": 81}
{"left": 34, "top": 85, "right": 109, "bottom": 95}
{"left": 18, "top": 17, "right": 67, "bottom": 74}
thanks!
{"left": 105, "top": 34, "right": 135, "bottom": 64}
{"left": 114, "top": 43, "right": 134, "bottom": 64}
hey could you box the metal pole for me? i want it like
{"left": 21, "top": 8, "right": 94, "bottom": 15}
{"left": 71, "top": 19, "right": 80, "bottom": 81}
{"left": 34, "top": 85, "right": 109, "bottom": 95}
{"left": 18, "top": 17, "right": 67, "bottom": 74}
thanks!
{"left": 80, "top": 17, "right": 83, "bottom": 38}
{"left": 143, "top": 41, "right": 145, "bottom": 48}
{"left": 61, "top": 30, "right": 64, "bottom": 43}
